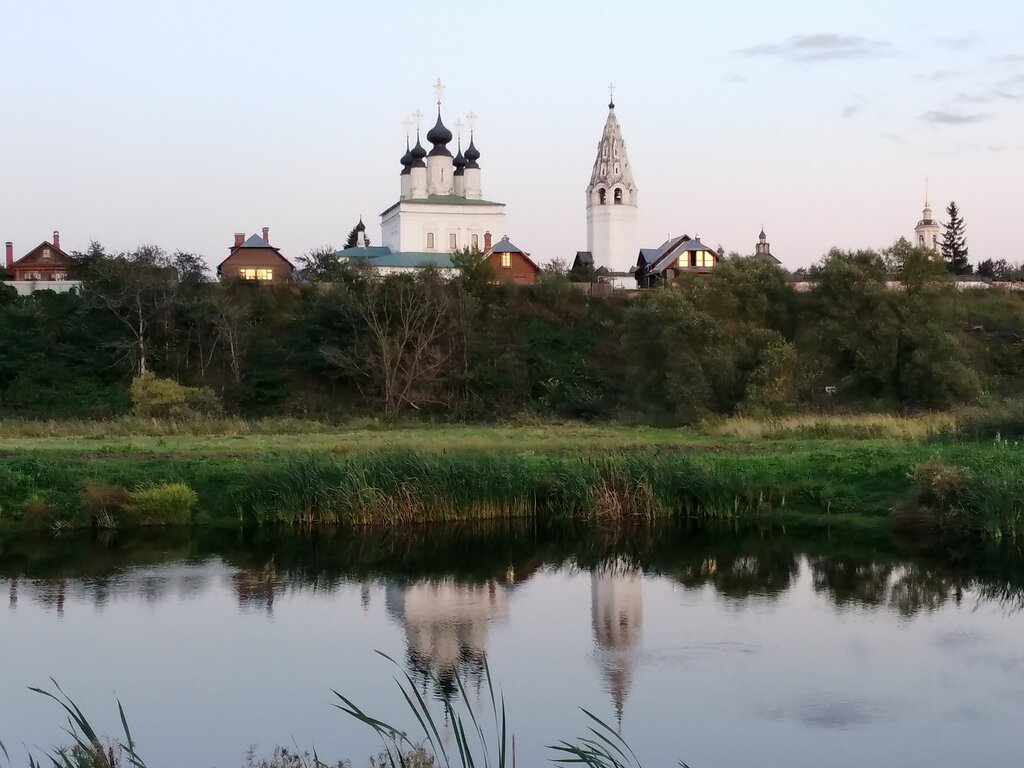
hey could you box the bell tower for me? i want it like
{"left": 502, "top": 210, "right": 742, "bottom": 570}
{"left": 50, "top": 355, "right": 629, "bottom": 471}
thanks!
{"left": 586, "top": 87, "right": 638, "bottom": 274}
{"left": 914, "top": 181, "right": 941, "bottom": 253}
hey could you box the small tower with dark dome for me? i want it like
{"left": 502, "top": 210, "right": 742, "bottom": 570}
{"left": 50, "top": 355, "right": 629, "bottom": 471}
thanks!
{"left": 914, "top": 182, "right": 941, "bottom": 253}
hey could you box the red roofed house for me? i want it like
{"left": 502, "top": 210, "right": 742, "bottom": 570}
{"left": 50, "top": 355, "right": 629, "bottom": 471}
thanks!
{"left": 485, "top": 235, "right": 540, "bottom": 285}
{"left": 217, "top": 228, "right": 294, "bottom": 283}
{"left": 5, "top": 231, "right": 75, "bottom": 282}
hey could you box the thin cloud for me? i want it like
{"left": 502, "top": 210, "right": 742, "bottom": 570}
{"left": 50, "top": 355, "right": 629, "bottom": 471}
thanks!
{"left": 841, "top": 103, "right": 865, "bottom": 119}
{"left": 739, "top": 34, "right": 891, "bottom": 63}
{"left": 921, "top": 110, "right": 990, "bottom": 125}
{"left": 938, "top": 35, "right": 977, "bottom": 51}
{"left": 921, "top": 70, "right": 964, "bottom": 82}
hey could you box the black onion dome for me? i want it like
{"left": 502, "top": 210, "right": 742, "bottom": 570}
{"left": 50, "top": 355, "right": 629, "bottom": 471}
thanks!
{"left": 400, "top": 141, "right": 413, "bottom": 175}
{"left": 453, "top": 144, "right": 467, "bottom": 176}
{"left": 410, "top": 136, "right": 427, "bottom": 168}
{"left": 426, "top": 109, "right": 453, "bottom": 157}
{"left": 464, "top": 136, "right": 480, "bottom": 169}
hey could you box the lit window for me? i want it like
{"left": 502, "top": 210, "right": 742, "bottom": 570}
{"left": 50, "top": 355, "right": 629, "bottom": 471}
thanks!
{"left": 449, "top": 233, "right": 457, "bottom": 251}
{"left": 501, "top": 252, "right": 511, "bottom": 268}
{"left": 426, "top": 232, "right": 435, "bottom": 249}
{"left": 472, "top": 234, "right": 479, "bottom": 250}
{"left": 239, "top": 268, "right": 274, "bottom": 280}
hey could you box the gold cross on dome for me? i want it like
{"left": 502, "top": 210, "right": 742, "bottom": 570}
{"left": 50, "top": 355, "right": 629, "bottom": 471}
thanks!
{"left": 434, "top": 78, "right": 445, "bottom": 106}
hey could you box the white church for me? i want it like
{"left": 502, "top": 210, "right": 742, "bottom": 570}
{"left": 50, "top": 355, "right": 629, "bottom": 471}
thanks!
{"left": 337, "top": 81, "right": 507, "bottom": 271}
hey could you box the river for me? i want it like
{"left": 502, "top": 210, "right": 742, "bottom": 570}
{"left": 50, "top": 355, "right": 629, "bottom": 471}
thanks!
{"left": 1, "top": 523, "right": 1022, "bottom": 767}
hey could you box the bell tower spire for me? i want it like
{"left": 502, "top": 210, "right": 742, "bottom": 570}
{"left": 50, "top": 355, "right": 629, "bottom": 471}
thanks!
{"left": 586, "top": 92, "right": 638, "bottom": 274}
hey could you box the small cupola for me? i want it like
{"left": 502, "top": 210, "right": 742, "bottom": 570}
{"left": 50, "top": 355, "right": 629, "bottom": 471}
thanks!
{"left": 464, "top": 135, "right": 481, "bottom": 169}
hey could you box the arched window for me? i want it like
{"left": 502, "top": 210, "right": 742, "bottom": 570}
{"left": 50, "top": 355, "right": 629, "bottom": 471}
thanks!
{"left": 426, "top": 232, "right": 435, "bottom": 249}
{"left": 614, "top": 188, "right": 623, "bottom": 205}
{"left": 598, "top": 189, "right": 606, "bottom": 205}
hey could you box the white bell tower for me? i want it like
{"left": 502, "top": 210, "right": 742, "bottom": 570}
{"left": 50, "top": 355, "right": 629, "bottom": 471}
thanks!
{"left": 586, "top": 87, "right": 638, "bottom": 274}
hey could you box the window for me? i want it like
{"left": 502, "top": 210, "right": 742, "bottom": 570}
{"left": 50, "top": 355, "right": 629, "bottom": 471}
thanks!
{"left": 614, "top": 188, "right": 623, "bottom": 204}
{"left": 449, "top": 233, "right": 457, "bottom": 251}
{"left": 472, "top": 234, "right": 479, "bottom": 250}
{"left": 426, "top": 232, "right": 435, "bottom": 249}
{"left": 598, "top": 189, "right": 606, "bottom": 205}
{"left": 240, "top": 267, "right": 273, "bottom": 280}
{"left": 501, "top": 252, "right": 511, "bottom": 268}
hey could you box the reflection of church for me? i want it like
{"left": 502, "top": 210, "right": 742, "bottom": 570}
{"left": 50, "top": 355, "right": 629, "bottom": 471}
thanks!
{"left": 385, "top": 578, "right": 513, "bottom": 697}
{"left": 590, "top": 560, "right": 644, "bottom": 725}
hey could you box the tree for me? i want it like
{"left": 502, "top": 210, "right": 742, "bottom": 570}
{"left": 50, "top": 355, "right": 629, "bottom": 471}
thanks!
{"left": 320, "top": 272, "right": 466, "bottom": 417}
{"left": 940, "top": 201, "right": 971, "bottom": 275}
{"left": 82, "top": 246, "right": 179, "bottom": 376}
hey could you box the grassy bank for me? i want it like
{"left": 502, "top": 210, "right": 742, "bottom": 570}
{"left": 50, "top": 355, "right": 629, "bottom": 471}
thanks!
{"left": 2, "top": 418, "right": 1023, "bottom": 540}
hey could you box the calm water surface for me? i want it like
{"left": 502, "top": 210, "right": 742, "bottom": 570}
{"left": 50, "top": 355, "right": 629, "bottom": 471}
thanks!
{"left": 1, "top": 525, "right": 1023, "bottom": 768}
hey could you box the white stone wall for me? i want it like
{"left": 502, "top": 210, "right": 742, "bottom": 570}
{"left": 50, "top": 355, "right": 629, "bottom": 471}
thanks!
{"left": 587, "top": 202, "right": 638, "bottom": 274}
{"left": 2, "top": 280, "right": 82, "bottom": 296}
{"left": 381, "top": 201, "right": 506, "bottom": 253}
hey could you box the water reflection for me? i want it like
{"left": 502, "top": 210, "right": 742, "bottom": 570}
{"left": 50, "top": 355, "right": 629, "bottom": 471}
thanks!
{"left": 591, "top": 559, "right": 643, "bottom": 724}
{"left": 2, "top": 524, "right": 1024, "bottom": 767}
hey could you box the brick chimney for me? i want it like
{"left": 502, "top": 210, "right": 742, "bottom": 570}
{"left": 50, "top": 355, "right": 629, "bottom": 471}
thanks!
{"left": 262, "top": 227, "right": 270, "bottom": 244}
{"left": 484, "top": 231, "right": 492, "bottom": 251}
{"left": 52, "top": 231, "right": 60, "bottom": 251}
{"left": 234, "top": 232, "right": 245, "bottom": 248}
{"left": 5, "top": 242, "right": 13, "bottom": 271}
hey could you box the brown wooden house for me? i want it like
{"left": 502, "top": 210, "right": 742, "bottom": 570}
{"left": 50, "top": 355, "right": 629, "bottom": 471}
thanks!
{"left": 485, "top": 235, "right": 540, "bottom": 285}
{"left": 5, "top": 231, "right": 75, "bottom": 281}
{"left": 217, "top": 228, "right": 294, "bottom": 283}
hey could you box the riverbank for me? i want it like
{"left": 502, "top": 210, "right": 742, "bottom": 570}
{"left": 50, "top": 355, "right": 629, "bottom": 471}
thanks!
{"left": 1, "top": 417, "right": 1022, "bottom": 541}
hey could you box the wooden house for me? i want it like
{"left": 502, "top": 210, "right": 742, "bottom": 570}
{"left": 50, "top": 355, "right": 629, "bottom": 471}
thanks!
{"left": 217, "top": 228, "right": 294, "bottom": 283}
{"left": 485, "top": 236, "right": 540, "bottom": 285}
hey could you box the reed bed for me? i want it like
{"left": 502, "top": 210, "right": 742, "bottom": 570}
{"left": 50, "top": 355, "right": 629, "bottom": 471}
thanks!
{"left": 3, "top": 441, "right": 1024, "bottom": 541}
{"left": 703, "top": 411, "right": 958, "bottom": 441}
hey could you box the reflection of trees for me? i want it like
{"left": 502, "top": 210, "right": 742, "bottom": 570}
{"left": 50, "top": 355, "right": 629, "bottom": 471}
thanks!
{"left": 669, "top": 551, "right": 800, "bottom": 600}
{"left": 809, "top": 558, "right": 894, "bottom": 607}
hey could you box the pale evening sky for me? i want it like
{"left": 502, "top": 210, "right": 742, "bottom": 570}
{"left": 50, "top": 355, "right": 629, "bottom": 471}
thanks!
{"left": 3, "top": 0, "right": 1022, "bottom": 271}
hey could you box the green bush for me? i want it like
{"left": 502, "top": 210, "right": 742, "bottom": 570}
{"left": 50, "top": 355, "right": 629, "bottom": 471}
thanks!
{"left": 126, "top": 483, "right": 198, "bottom": 526}
{"left": 130, "top": 373, "right": 221, "bottom": 419}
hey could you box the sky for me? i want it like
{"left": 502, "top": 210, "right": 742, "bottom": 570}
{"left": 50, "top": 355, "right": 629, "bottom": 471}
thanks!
{"left": 2, "top": 0, "right": 1022, "bottom": 271}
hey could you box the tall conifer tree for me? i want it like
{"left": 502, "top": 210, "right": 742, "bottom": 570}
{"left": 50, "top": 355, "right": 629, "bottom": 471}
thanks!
{"left": 940, "top": 201, "right": 971, "bottom": 274}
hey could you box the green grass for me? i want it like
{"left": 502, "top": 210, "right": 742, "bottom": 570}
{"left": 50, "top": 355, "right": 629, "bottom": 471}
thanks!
{"left": 2, "top": 415, "right": 1023, "bottom": 541}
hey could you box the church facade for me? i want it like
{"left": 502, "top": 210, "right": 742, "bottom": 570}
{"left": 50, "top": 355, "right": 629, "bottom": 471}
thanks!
{"left": 339, "top": 82, "right": 508, "bottom": 272}
{"left": 381, "top": 82, "right": 505, "bottom": 256}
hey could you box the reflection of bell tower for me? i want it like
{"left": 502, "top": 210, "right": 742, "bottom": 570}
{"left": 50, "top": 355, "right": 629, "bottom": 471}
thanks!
{"left": 590, "top": 561, "right": 643, "bottom": 726}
